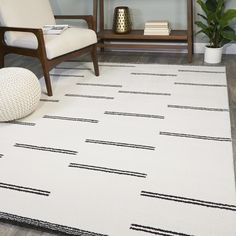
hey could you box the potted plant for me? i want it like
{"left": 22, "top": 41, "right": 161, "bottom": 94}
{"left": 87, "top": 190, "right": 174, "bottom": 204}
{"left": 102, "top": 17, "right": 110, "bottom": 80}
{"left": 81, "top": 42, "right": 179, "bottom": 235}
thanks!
{"left": 195, "top": 0, "right": 236, "bottom": 63}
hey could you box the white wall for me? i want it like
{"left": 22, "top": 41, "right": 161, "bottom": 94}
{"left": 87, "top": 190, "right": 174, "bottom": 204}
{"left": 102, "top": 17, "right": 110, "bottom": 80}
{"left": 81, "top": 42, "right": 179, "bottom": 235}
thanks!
{"left": 50, "top": 0, "right": 93, "bottom": 15}
{"left": 50, "top": 0, "right": 187, "bottom": 29}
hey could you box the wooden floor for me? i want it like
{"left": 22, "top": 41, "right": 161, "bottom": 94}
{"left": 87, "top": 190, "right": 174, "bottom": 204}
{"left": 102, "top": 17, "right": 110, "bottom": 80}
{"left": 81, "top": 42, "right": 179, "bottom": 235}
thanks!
{"left": 1, "top": 51, "right": 236, "bottom": 236}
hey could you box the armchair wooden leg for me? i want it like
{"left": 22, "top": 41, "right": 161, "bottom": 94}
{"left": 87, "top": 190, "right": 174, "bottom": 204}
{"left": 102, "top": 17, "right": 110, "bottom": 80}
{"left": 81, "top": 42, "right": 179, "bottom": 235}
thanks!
{"left": 91, "top": 45, "right": 99, "bottom": 76}
{"left": 41, "top": 62, "right": 53, "bottom": 96}
{"left": 44, "top": 73, "right": 53, "bottom": 96}
{"left": 0, "top": 53, "right": 5, "bottom": 68}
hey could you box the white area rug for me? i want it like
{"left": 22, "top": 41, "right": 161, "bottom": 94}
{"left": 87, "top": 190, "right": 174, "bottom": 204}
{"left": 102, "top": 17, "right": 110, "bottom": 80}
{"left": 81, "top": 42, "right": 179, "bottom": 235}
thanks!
{"left": 0, "top": 62, "right": 236, "bottom": 236}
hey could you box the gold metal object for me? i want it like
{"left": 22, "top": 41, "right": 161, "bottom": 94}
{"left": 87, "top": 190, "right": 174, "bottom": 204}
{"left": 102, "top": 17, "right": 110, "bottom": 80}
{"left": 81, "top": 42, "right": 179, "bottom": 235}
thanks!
{"left": 112, "top": 6, "right": 132, "bottom": 34}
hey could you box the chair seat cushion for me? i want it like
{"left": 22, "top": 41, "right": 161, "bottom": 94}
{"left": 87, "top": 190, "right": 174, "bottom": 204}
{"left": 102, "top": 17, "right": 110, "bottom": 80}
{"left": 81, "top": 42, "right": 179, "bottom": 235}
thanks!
{"left": 6, "top": 27, "right": 97, "bottom": 60}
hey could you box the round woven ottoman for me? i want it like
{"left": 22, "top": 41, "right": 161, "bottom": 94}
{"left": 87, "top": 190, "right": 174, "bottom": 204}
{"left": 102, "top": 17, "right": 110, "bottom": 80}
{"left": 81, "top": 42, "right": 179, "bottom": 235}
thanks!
{"left": 0, "top": 67, "right": 41, "bottom": 122}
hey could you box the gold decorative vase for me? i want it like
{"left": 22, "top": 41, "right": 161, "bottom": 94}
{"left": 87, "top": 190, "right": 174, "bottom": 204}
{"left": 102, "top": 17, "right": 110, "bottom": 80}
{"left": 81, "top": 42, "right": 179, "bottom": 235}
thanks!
{"left": 112, "top": 6, "right": 132, "bottom": 34}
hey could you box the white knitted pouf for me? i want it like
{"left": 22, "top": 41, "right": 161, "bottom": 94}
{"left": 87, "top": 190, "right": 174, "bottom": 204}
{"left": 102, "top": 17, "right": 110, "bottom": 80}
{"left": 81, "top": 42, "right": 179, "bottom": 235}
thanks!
{"left": 0, "top": 67, "right": 41, "bottom": 121}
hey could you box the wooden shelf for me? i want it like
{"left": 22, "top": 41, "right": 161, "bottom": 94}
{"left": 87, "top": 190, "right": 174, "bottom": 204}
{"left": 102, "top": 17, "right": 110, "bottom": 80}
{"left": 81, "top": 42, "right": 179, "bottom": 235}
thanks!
{"left": 98, "top": 30, "right": 188, "bottom": 41}
{"left": 94, "top": 0, "right": 193, "bottom": 62}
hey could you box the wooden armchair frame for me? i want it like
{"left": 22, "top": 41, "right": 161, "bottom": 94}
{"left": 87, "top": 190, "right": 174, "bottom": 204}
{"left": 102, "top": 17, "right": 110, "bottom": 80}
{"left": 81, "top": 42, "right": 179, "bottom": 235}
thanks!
{"left": 0, "top": 15, "right": 99, "bottom": 96}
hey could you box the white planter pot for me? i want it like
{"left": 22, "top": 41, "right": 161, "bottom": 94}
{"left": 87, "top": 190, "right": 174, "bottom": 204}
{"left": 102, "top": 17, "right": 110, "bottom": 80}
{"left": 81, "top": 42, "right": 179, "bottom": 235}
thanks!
{"left": 204, "top": 46, "right": 223, "bottom": 64}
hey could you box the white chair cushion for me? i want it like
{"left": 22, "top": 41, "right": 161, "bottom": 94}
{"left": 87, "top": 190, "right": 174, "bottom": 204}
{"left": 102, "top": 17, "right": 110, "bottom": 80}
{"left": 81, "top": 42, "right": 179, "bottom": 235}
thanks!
{"left": 45, "top": 28, "right": 97, "bottom": 59}
{"left": 5, "top": 27, "right": 97, "bottom": 60}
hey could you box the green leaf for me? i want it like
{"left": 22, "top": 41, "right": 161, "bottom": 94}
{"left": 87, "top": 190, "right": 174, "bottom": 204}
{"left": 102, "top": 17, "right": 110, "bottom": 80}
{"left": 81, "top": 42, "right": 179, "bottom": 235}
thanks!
{"left": 195, "top": 22, "right": 212, "bottom": 39}
{"left": 221, "top": 30, "right": 236, "bottom": 41}
{"left": 220, "top": 9, "right": 236, "bottom": 27}
{"left": 197, "top": 0, "right": 209, "bottom": 15}
{"left": 195, "top": 21, "right": 209, "bottom": 31}
{"left": 206, "top": 0, "right": 217, "bottom": 11}
{"left": 197, "top": 13, "right": 208, "bottom": 22}
{"left": 216, "top": 0, "right": 225, "bottom": 13}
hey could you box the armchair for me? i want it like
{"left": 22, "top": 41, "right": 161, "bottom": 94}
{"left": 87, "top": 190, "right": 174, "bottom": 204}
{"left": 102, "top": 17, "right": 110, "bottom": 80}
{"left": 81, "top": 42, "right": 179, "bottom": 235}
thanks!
{"left": 0, "top": 0, "right": 99, "bottom": 96}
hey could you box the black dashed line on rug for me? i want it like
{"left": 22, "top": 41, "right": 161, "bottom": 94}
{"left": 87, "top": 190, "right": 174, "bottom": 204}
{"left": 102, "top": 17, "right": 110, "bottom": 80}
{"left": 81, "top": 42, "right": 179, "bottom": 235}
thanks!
{"left": 118, "top": 90, "right": 171, "bottom": 96}
{"left": 178, "top": 69, "right": 225, "bottom": 74}
{"left": 104, "top": 111, "right": 164, "bottom": 119}
{"left": 76, "top": 82, "right": 123, "bottom": 88}
{"left": 131, "top": 72, "right": 177, "bottom": 77}
{"left": 0, "top": 154, "right": 4, "bottom": 158}
{"left": 43, "top": 115, "right": 99, "bottom": 123}
{"left": 14, "top": 143, "right": 78, "bottom": 155}
{"left": 160, "top": 132, "right": 232, "bottom": 142}
{"left": 65, "top": 59, "right": 93, "bottom": 63}
{"left": 0, "top": 182, "right": 50, "bottom": 196}
{"left": 3, "top": 121, "right": 36, "bottom": 126}
{"left": 174, "top": 82, "right": 227, "bottom": 87}
{"left": 168, "top": 104, "right": 229, "bottom": 112}
{"left": 99, "top": 64, "right": 136, "bottom": 68}
{"left": 65, "top": 94, "right": 115, "bottom": 100}
{"left": 49, "top": 74, "right": 84, "bottom": 78}
{"left": 140, "top": 191, "right": 236, "bottom": 212}
{"left": 85, "top": 139, "right": 156, "bottom": 151}
{"left": 55, "top": 66, "right": 91, "bottom": 70}
{"left": 69, "top": 163, "right": 147, "bottom": 178}
{"left": 0, "top": 212, "right": 108, "bottom": 236}
{"left": 130, "top": 224, "right": 194, "bottom": 236}
{"left": 40, "top": 99, "right": 60, "bottom": 103}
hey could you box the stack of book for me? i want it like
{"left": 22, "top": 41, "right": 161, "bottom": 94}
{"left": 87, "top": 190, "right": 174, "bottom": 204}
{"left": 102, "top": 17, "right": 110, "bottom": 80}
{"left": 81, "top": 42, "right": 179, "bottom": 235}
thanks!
{"left": 144, "top": 21, "right": 171, "bottom": 36}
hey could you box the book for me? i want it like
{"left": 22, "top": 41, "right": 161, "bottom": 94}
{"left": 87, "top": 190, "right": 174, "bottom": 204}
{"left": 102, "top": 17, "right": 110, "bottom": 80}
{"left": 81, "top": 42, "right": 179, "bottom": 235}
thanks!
{"left": 144, "top": 28, "right": 171, "bottom": 36}
{"left": 144, "top": 32, "right": 171, "bottom": 36}
{"left": 42, "top": 24, "right": 69, "bottom": 35}
{"left": 144, "top": 28, "right": 170, "bottom": 32}
{"left": 145, "top": 25, "right": 169, "bottom": 29}
{"left": 145, "top": 21, "right": 169, "bottom": 27}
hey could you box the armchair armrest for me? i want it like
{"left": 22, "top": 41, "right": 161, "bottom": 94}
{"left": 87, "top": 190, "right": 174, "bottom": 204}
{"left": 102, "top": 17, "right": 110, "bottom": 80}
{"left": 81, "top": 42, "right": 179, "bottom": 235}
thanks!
{"left": 0, "top": 26, "right": 47, "bottom": 58}
{"left": 54, "top": 15, "right": 95, "bottom": 31}
{"left": 0, "top": 26, "right": 45, "bottom": 47}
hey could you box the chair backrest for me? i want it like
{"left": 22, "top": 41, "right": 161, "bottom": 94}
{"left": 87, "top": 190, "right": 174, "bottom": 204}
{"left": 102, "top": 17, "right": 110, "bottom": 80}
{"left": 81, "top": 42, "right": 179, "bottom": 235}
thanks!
{"left": 0, "top": 0, "right": 56, "bottom": 44}
{"left": 0, "top": 0, "right": 56, "bottom": 27}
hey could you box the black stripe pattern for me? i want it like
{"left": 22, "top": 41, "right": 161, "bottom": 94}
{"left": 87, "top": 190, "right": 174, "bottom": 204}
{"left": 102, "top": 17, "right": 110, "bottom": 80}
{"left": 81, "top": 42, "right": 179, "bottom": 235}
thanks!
{"left": 14, "top": 143, "right": 78, "bottom": 155}
{"left": 76, "top": 82, "right": 122, "bottom": 88}
{"left": 130, "top": 224, "right": 194, "bottom": 236}
{"left": 160, "top": 132, "right": 231, "bottom": 142}
{"left": 119, "top": 90, "right": 171, "bottom": 96}
{"left": 40, "top": 99, "right": 59, "bottom": 103}
{"left": 131, "top": 72, "right": 177, "bottom": 77}
{"left": 85, "top": 139, "right": 155, "bottom": 151}
{"left": 175, "top": 82, "right": 226, "bottom": 87}
{"left": 100, "top": 64, "right": 136, "bottom": 68}
{"left": 141, "top": 191, "right": 236, "bottom": 211}
{"left": 0, "top": 154, "right": 4, "bottom": 158}
{"left": 179, "top": 69, "right": 225, "bottom": 74}
{"left": 65, "top": 94, "right": 114, "bottom": 100}
{"left": 0, "top": 182, "right": 50, "bottom": 196}
{"left": 104, "top": 111, "right": 164, "bottom": 119}
{"left": 55, "top": 66, "right": 91, "bottom": 71}
{"left": 50, "top": 74, "right": 84, "bottom": 78}
{"left": 3, "top": 121, "right": 36, "bottom": 126}
{"left": 168, "top": 104, "right": 229, "bottom": 112}
{"left": 69, "top": 163, "right": 147, "bottom": 178}
{"left": 0, "top": 212, "right": 108, "bottom": 236}
{"left": 43, "top": 115, "right": 99, "bottom": 123}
